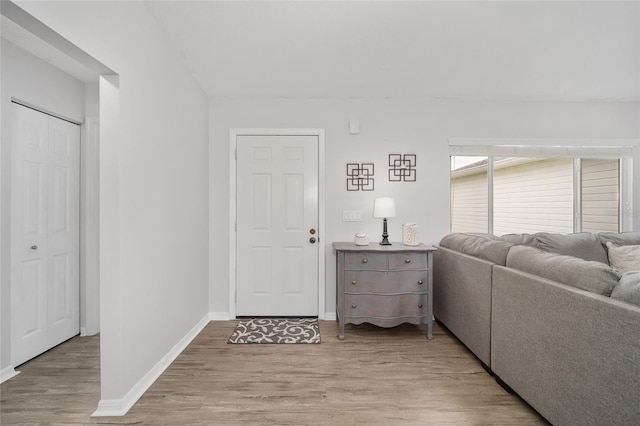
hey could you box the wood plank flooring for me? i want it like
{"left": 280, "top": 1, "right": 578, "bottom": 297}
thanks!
{"left": 1, "top": 321, "right": 549, "bottom": 425}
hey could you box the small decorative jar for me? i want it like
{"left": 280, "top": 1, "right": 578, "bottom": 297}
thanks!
{"left": 402, "top": 223, "right": 419, "bottom": 246}
{"left": 354, "top": 233, "right": 370, "bottom": 246}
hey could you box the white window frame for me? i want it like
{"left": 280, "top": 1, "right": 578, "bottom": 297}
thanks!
{"left": 449, "top": 139, "right": 638, "bottom": 233}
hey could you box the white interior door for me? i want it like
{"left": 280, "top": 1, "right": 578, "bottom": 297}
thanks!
{"left": 236, "top": 135, "right": 319, "bottom": 316}
{"left": 11, "top": 103, "right": 80, "bottom": 366}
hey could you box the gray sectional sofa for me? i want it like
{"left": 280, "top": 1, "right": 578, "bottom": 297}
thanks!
{"left": 433, "top": 231, "right": 640, "bottom": 426}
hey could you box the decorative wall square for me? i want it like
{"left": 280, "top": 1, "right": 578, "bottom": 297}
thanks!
{"left": 389, "top": 154, "right": 416, "bottom": 182}
{"left": 347, "top": 163, "right": 375, "bottom": 191}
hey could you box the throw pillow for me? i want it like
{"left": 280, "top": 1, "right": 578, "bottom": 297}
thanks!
{"left": 606, "top": 242, "right": 640, "bottom": 274}
{"left": 610, "top": 271, "right": 640, "bottom": 307}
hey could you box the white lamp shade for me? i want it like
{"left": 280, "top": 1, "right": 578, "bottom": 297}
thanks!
{"left": 373, "top": 197, "right": 396, "bottom": 218}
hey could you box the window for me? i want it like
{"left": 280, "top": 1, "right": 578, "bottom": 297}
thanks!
{"left": 581, "top": 159, "right": 620, "bottom": 233}
{"left": 451, "top": 154, "right": 623, "bottom": 235}
{"left": 494, "top": 157, "right": 574, "bottom": 235}
{"left": 450, "top": 156, "right": 487, "bottom": 233}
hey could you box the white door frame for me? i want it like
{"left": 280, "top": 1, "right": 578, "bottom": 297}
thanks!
{"left": 229, "top": 128, "right": 325, "bottom": 319}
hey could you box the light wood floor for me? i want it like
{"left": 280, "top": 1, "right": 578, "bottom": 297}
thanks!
{"left": 1, "top": 321, "right": 549, "bottom": 425}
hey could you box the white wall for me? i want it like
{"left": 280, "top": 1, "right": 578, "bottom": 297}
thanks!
{"left": 0, "top": 38, "right": 86, "bottom": 374}
{"left": 210, "top": 98, "right": 639, "bottom": 317}
{"left": 15, "top": 1, "right": 210, "bottom": 409}
{"left": 85, "top": 82, "right": 99, "bottom": 117}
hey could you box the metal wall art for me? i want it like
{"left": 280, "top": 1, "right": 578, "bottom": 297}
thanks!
{"left": 346, "top": 163, "right": 375, "bottom": 191}
{"left": 388, "top": 154, "right": 417, "bottom": 182}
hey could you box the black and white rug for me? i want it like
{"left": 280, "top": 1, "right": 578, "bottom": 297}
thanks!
{"left": 227, "top": 318, "right": 321, "bottom": 344}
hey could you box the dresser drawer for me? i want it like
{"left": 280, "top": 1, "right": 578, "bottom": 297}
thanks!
{"left": 388, "top": 252, "right": 428, "bottom": 270}
{"left": 344, "top": 252, "right": 386, "bottom": 270}
{"left": 345, "top": 293, "right": 427, "bottom": 318}
{"left": 344, "top": 270, "right": 427, "bottom": 293}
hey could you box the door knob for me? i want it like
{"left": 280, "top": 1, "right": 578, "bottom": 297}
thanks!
{"left": 310, "top": 228, "right": 316, "bottom": 235}
{"left": 309, "top": 237, "right": 316, "bottom": 244}
{"left": 30, "top": 245, "right": 38, "bottom": 250}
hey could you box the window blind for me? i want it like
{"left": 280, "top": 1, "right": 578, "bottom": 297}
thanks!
{"left": 449, "top": 139, "right": 636, "bottom": 159}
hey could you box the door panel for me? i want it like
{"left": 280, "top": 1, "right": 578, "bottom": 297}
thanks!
{"left": 18, "top": 259, "right": 44, "bottom": 337}
{"left": 51, "top": 253, "right": 70, "bottom": 323}
{"left": 252, "top": 174, "right": 272, "bottom": 230}
{"left": 236, "top": 135, "right": 319, "bottom": 316}
{"left": 22, "top": 161, "right": 46, "bottom": 236}
{"left": 283, "top": 247, "right": 304, "bottom": 294}
{"left": 252, "top": 247, "right": 272, "bottom": 294}
{"left": 284, "top": 174, "right": 304, "bottom": 230}
{"left": 12, "top": 105, "right": 49, "bottom": 364}
{"left": 11, "top": 103, "right": 79, "bottom": 366}
{"left": 46, "top": 114, "right": 80, "bottom": 348}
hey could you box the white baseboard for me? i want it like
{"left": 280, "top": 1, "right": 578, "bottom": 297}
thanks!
{"left": 209, "top": 312, "right": 231, "bottom": 321}
{"left": 323, "top": 312, "right": 337, "bottom": 321}
{"left": 91, "top": 314, "right": 210, "bottom": 417}
{"left": 79, "top": 327, "right": 100, "bottom": 337}
{"left": 0, "top": 366, "right": 20, "bottom": 384}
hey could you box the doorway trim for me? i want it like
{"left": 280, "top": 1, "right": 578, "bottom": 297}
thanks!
{"left": 81, "top": 116, "right": 100, "bottom": 336}
{"left": 229, "top": 128, "right": 326, "bottom": 320}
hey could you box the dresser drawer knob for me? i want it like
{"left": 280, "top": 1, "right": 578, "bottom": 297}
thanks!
{"left": 352, "top": 304, "right": 357, "bottom": 309}
{"left": 418, "top": 303, "right": 423, "bottom": 308}
{"left": 351, "top": 280, "right": 357, "bottom": 285}
{"left": 418, "top": 280, "right": 423, "bottom": 285}
{"left": 362, "top": 258, "right": 368, "bottom": 264}
{"left": 405, "top": 258, "right": 411, "bottom": 263}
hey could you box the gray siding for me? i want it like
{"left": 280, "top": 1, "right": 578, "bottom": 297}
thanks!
{"left": 450, "top": 157, "right": 620, "bottom": 234}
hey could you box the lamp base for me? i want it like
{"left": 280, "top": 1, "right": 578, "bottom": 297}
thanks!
{"left": 379, "top": 218, "right": 392, "bottom": 245}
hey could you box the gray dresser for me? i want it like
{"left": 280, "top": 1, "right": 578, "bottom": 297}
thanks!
{"left": 333, "top": 242, "right": 436, "bottom": 340}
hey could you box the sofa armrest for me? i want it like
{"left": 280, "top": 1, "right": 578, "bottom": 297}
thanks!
{"left": 492, "top": 266, "right": 640, "bottom": 426}
{"left": 434, "top": 246, "right": 493, "bottom": 367}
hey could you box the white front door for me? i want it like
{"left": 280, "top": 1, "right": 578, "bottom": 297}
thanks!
{"left": 236, "top": 135, "right": 319, "bottom": 316}
{"left": 11, "top": 103, "right": 80, "bottom": 366}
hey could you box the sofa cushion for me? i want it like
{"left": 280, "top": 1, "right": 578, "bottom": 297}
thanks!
{"left": 439, "top": 233, "right": 513, "bottom": 266}
{"left": 599, "top": 231, "right": 640, "bottom": 248}
{"left": 499, "top": 233, "right": 538, "bottom": 247}
{"left": 610, "top": 271, "right": 640, "bottom": 306}
{"left": 506, "top": 245, "right": 621, "bottom": 296}
{"left": 535, "top": 232, "right": 609, "bottom": 264}
{"left": 606, "top": 243, "right": 640, "bottom": 274}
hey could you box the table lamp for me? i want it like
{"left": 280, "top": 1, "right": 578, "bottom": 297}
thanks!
{"left": 373, "top": 197, "right": 396, "bottom": 245}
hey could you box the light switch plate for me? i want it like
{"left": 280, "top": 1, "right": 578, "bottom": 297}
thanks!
{"left": 343, "top": 210, "right": 362, "bottom": 222}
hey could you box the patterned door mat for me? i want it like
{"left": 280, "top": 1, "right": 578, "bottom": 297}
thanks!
{"left": 227, "top": 318, "right": 321, "bottom": 344}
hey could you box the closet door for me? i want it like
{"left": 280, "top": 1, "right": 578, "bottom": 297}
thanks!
{"left": 11, "top": 103, "right": 80, "bottom": 366}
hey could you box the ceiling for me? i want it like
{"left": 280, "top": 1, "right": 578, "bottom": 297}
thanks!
{"left": 144, "top": 1, "right": 640, "bottom": 101}
{"left": 2, "top": 1, "right": 639, "bottom": 101}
